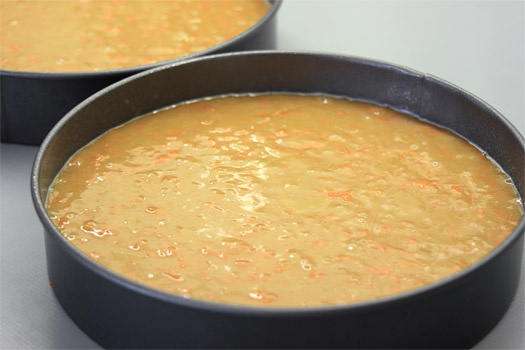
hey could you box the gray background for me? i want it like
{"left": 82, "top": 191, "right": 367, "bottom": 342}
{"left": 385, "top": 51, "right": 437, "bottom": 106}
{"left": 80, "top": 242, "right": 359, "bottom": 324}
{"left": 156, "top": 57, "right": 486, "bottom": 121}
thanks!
{"left": 1, "top": 0, "right": 524, "bottom": 348}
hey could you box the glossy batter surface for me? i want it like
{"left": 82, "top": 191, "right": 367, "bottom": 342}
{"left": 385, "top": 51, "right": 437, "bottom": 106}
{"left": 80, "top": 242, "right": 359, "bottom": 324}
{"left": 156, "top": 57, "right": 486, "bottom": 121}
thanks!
{"left": 0, "top": 0, "right": 269, "bottom": 72}
{"left": 46, "top": 94, "right": 523, "bottom": 307}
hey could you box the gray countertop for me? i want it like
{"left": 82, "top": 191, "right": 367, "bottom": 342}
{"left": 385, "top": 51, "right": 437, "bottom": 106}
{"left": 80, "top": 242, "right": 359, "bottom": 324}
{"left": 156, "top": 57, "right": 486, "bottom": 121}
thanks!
{"left": 1, "top": 1, "right": 524, "bottom": 348}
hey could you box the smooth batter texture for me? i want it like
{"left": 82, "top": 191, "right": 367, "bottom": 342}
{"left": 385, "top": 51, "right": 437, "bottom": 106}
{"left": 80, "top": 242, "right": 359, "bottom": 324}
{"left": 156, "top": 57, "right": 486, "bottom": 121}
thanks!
{"left": 0, "top": 0, "right": 269, "bottom": 72}
{"left": 46, "top": 94, "right": 523, "bottom": 307}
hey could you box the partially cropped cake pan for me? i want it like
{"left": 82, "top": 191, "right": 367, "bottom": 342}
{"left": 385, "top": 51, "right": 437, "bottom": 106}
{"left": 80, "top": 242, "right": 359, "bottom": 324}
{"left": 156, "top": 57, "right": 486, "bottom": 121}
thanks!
{"left": 31, "top": 52, "right": 524, "bottom": 349}
{"left": 0, "top": 0, "right": 281, "bottom": 145}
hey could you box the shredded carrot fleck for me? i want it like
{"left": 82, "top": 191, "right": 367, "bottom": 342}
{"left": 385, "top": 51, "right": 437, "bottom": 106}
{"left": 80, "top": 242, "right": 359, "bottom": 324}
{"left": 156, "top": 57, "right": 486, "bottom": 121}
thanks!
{"left": 327, "top": 190, "right": 352, "bottom": 202}
{"left": 477, "top": 208, "right": 485, "bottom": 218}
{"left": 412, "top": 179, "right": 438, "bottom": 189}
{"left": 371, "top": 266, "right": 392, "bottom": 275}
{"left": 308, "top": 272, "right": 326, "bottom": 279}
{"left": 311, "top": 240, "right": 328, "bottom": 248}
{"left": 163, "top": 272, "right": 184, "bottom": 281}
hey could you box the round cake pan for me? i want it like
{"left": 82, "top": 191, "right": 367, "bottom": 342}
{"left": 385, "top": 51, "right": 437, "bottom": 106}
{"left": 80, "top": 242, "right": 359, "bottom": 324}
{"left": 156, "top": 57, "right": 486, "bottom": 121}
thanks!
{"left": 0, "top": 0, "right": 281, "bottom": 146}
{"left": 31, "top": 51, "right": 524, "bottom": 349}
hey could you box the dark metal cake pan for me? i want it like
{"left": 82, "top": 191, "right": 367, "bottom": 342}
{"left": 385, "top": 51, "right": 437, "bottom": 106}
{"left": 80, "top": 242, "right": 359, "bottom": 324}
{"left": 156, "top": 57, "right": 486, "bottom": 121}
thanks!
{"left": 31, "top": 51, "right": 524, "bottom": 349}
{"left": 0, "top": 0, "right": 281, "bottom": 146}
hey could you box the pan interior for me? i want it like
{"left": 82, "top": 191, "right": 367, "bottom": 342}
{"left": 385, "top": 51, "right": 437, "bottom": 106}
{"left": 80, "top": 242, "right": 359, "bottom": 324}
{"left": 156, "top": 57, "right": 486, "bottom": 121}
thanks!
{"left": 42, "top": 90, "right": 521, "bottom": 306}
